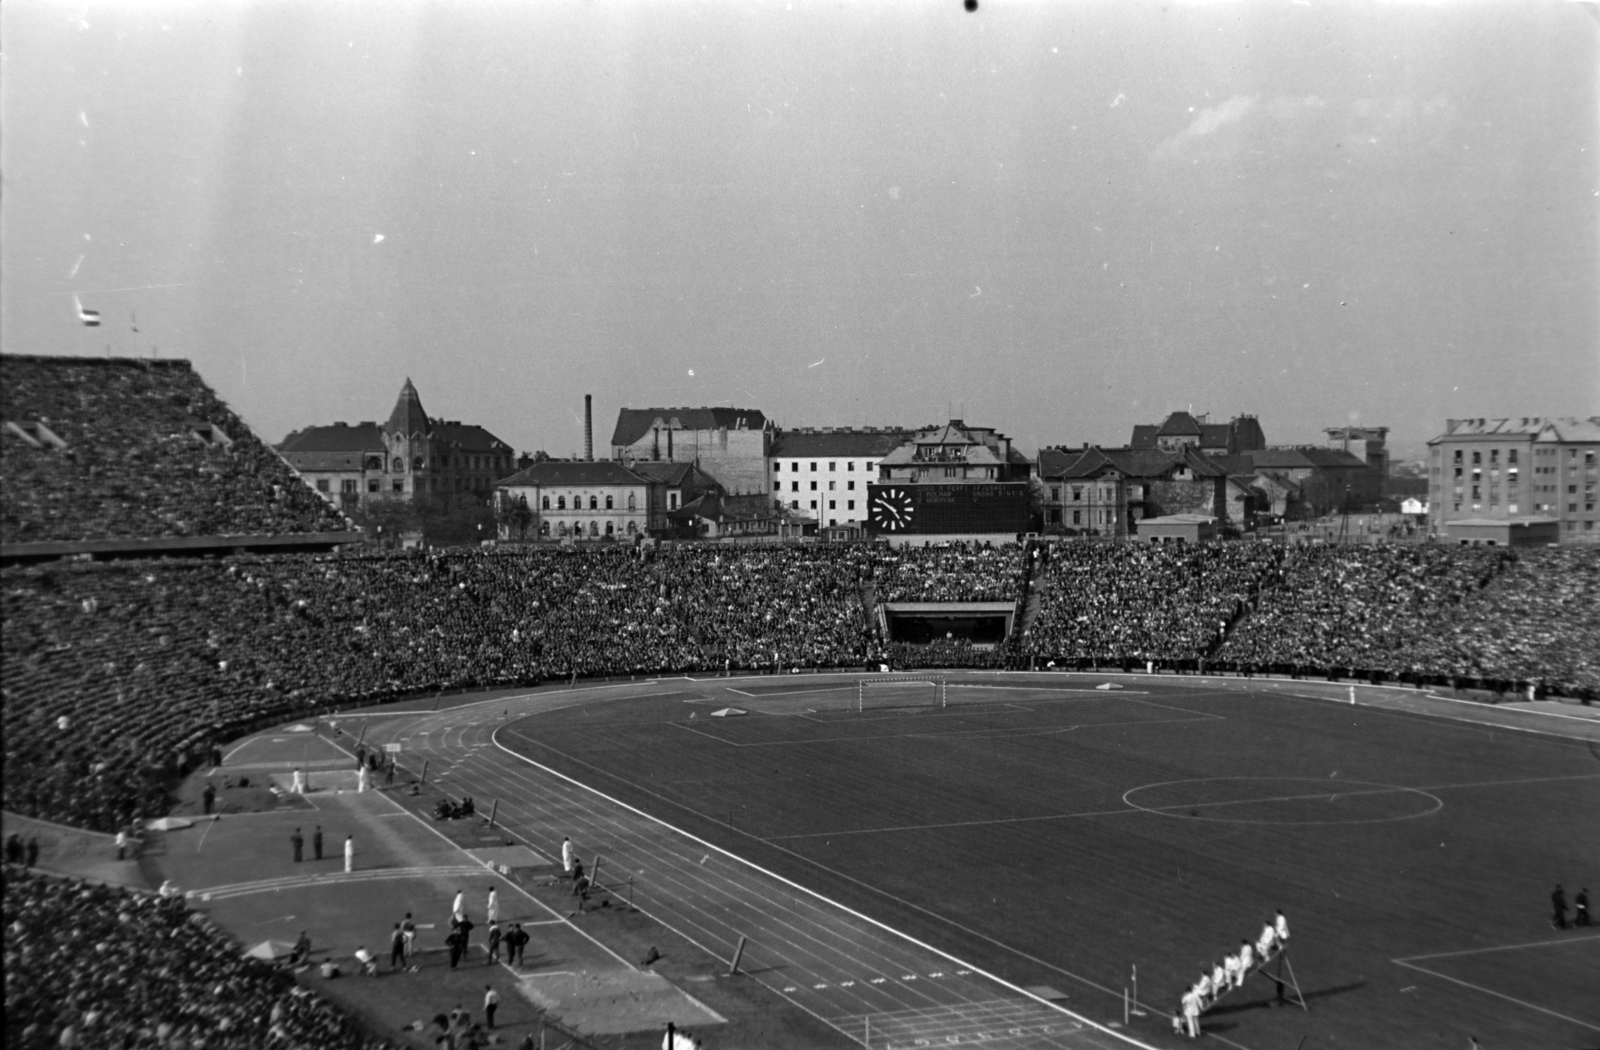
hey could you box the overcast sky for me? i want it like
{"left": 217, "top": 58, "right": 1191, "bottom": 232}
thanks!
{"left": 4, "top": 0, "right": 1595, "bottom": 461}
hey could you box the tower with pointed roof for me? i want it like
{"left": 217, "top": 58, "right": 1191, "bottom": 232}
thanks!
{"left": 277, "top": 379, "right": 514, "bottom": 510}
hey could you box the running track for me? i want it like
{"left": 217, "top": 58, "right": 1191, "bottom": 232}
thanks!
{"left": 368, "top": 676, "right": 1158, "bottom": 1050}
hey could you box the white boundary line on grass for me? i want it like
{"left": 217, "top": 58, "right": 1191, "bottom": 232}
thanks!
{"left": 1396, "top": 933, "right": 1600, "bottom": 962}
{"left": 489, "top": 721, "right": 1162, "bottom": 1050}
{"left": 1391, "top": 955, "right": 1600, "bottom": 1032}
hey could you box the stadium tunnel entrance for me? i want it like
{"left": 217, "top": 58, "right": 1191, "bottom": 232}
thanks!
{"left": 881, "top": 602, "right": 1015, "bottom": 645}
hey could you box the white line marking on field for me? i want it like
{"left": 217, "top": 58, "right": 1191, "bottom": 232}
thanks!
{"left": 1397, "top": 932, "right": 1600, "bottom": 962}
{"left": 1393, "top": 955, "right": 1600, "bottom": 1032}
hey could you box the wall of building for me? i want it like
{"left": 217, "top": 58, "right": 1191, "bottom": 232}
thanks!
{"left": 768, "top": 455, "right": 883, "bottom": 527}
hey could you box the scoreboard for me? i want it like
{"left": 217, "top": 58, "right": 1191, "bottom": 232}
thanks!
{"left": 866, "top": 483, "right": 1031, "bottom": 536}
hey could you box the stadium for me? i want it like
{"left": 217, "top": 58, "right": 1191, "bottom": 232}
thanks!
{"left": 4, "top": 358, "right": 1598, "bottom": 1050}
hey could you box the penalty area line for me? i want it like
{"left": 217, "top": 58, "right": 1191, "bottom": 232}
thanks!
{"left": 1392, "top": 957, "right": 1600, "bottom": 1032}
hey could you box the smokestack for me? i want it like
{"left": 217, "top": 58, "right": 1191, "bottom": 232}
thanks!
{"left": 584, "top": 395, "right": 594, "bottom": 461}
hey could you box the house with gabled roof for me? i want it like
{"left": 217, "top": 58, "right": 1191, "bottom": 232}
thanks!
{"left": 1037, "top": 445, "right": 1229, "bottom": 537}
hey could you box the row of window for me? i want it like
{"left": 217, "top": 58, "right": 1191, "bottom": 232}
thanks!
{"left": 787, "top": 499, "right": 858, "bottom": 513}
{"left": 778, "top": 479, "right": 862, "bottom": 493}
{"left": 319, "top": 477, "right": 484, "bottom": 495}
{"left": 539, "top": 520, "right": 638, "bottom": 537}
{"left": 775, "top": 461, "right": 876, "bottom": 473}
{"left": 367, "top": 454, "right": 509, "bottom": 474}
{"left": 539, "top": 494, "right": 638, "bottom": 511}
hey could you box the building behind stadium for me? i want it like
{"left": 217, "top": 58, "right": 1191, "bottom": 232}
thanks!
{"left": 1427, "top": 416, "right": 1600, "bottom": 545}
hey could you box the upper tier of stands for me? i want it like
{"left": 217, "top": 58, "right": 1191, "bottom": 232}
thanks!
{"left": 1, "top": 356, "right": 349, "bottom": 545}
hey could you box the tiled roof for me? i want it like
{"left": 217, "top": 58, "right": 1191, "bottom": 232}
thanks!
{"left": 1129, "top": 425, "right": 1159, "bottom": 449}
{"left": 1156, "top": 411, "right": 1202, "bottom": 437}
{"left": 1198, "top": 424, "right": 1233, "bottom": 448}
{"left": 386, "top": 378, "right": 430, "bottom": 437}
{"left": 1247, "top": 448, "right": 1366, "bottom": 470}
{"left": 428, "top": 423, "right": 509, "bottom": 453}
{"left": 499, "top": 461, "right": 647, "bottom": 487}
{"left": 769, "top": 428, "right": 910, "bottom": 458}
{"left": 279, "top": 422, "right": 384, "bottom": 453}
{"left": 611, "top": 407, "right": 767, "bottom": 448}
{"left": 1036, "top": 447, "right": 1081, "bottom": 479}
{"left": 1053, "top": 446, "right": 1227, "bottom": 479}
{"left": 1431, "top": 417, "right": 1600, "bottom": 441}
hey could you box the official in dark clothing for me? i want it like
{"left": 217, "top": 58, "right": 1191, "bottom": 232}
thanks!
{"left": 1551, "top": 884, "right": 1568, "bottom": 929}
{"left": 447, "top": 928, "right": 464, "bottom": 970}
{"left": 313, "top": 826, "right": 323, "bottom": 861}
{"left": 292, "top": 828, "right": 304, "bottom": 863}
{"left": 390, "top": 923, "right": 407, "bottom": 971}
{"left": 202, "top": 783, "right": 216, "bottom": 815}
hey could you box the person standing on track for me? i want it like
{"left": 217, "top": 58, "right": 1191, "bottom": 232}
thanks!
{"left": 453, "top": 889, "right": 466, "bottom": 925}
{"left": 486, "top": 886, "right": 498, "bottom": 925}
{"left": 343, "top": 834, "right": 354, "bottom": 873}
{"left": 561, "top": 837, "right": 574, "bottom": 877}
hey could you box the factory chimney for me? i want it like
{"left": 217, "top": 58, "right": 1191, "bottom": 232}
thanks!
{"left": 584, "top": 395, "right": 594, "bottom": 461}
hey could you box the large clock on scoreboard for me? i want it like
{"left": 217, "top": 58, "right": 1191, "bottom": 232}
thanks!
{"left": 866, "top": 482, "right": 1031, "bottom": 536}
{"left": 869, "top": 488, "right": 916, "bottom": 531}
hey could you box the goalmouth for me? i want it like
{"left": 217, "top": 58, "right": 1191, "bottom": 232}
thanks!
{"left": 857, "top": 674, "right": 947, "bottom": 712}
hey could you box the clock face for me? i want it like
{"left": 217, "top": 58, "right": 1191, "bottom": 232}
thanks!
{"left": 871, "top": 488, "right": 915, "bottom": 531}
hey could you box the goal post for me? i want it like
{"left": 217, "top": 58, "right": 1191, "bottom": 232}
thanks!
{"left": 857, "top": 675, "right": 947, "bottom": 712}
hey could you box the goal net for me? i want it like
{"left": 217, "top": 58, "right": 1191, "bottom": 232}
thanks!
{"left": 857, "top": 675, "right": 947, "bottom": 712}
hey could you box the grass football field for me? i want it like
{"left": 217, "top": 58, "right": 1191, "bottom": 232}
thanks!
{"left": 501, "top": 676, "right": 1600, "bottom": 1049}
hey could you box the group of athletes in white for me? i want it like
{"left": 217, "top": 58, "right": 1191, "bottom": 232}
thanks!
{"left": 1175, "top": 910, "right": 1289, "bottom": 1038}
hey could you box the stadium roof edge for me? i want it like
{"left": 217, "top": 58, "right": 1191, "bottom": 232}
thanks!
{"left": 0, "top": 531, "right": 365, "bottom": 566}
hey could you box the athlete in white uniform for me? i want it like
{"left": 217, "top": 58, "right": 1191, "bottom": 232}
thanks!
{"left": 1274, "top": 910, "right": 1290, "bottom": 945}
{"left": 1257, "top": 920, "right": 1278, "bottom": 959}
{"left": 1223, "top": 952, "right": 1241, "bottom": 990}
{"left": 1236, "top": 940, "right": 1253, "bottom": 985}
{"left": 1211, "top": 961, "right": 1227, "bottom": 1000}
{"left": 561, "top": 837, "right": 575, "bottom": 875}
{"left": 1180, "top": 988, "right": 1201, "bottom": 1037}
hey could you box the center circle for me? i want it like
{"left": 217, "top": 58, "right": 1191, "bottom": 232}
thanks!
{"left": 1121, "top": 776, "right": 1443, "bottom": 826}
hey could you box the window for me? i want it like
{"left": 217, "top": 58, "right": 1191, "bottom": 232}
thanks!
{"left": 1072, "top": 487, "right": 1083, "bottom": 502}
{"left": 413, "top": 456, "right": 424, "bottom": 470}
{"left": 774, "top": 481, "right": 782, "bottom": 492}
{"left": 847, "top": 462, "right": 855, "bottom": 472}
{"left": 316, "top": 478, "right": 330, "bottom": 492}
{"left": 627, "top": 493, "right": 637, "bottom": 511}
{"left": 540, "top": 521, "right": 551, "bottom": 536}
{"left": 1509, "top": 450, "right": 1518, "bottom": 464}
{"left": 343, "top": 479, "right": 358, "bottom": 494}
{"left": 810, "top": 462, "right": 818, "bottom": 472}
{"left": 809, "top": 500, "right": 817, "bottom": 509}
{"left": 865, "top": 462, "right": 874, "bottom": 473}
{"left": 605, "top": 521, "right": 614, "bottom": 536}
{"left": 791, "top": 481, "right": 799, "bottom": 492}
{"left": 847, "top": 480, "right": 855, "bottom": 491}
{"left": 791, "top": 462, "right": 798, "bottom": 472}
{"left": 1472, "top": 451, "right": 1481, "bottom": 464}
{"left": 393, "top": 481, "right": 404, "bottom": 493}
{"left": 668, "top": 492, "right": 679, "bottom": 510}
{"left": 542, "top": 496, "right": 550, "bottom": 510}
{"left": 1453, "top": 449, "right": 1463, "bottom": 463}
{"left": 367, "top": 480, "right": 379, "bottom": 493}
{"left": 627, "top": 521, "right": 637, "bottom": 534}
{"left": 589, "top": 495, "right": 598, "bottom": 510}
{"left": 810, "top": 481, "right": 817, "bottom": 491}
{"left": 1489, "top": 449, "right": 1498, "bottom": 464}
{"left": 1050, "top": 487, "right": 1060, "bottom": 501}
{"left": 790, "top": 500, "right": 799, "bottom": 509}
{"left": 828, "top": 480, "right": 836, "bottom": 490}
{"left": 558, "top": 496, "right": 566, "bottom": 510}
{"left": 829, "top": 462, "right": 836, "bottom": 471}
{"left": 605, "top": 495, "right": 614, "bottom": 510}
{"left": 847, "top": 500, "right": 855, "bottom": 510}
{"left": 393, "top": 457, "right": 404, "bottom": 472}
{"left": 1072, "top": 510, "right": 1081, "bottom": 525}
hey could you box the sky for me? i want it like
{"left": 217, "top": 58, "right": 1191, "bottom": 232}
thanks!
{"left": 3, "top": 1, "right": 1596, "bottom": 463}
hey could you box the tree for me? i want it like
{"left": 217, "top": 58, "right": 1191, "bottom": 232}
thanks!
{"left": 349, "top": 497, "right": 421, "bottom": 546}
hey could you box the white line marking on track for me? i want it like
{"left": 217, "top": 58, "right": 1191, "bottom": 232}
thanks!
{"left": 1396, "top": 932, "right": 1600, "bottom": 962}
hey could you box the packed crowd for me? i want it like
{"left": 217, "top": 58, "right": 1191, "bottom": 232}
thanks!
{"left": 870, "top": 542, "right": 1024, "bottom": 603}
{"left": 5, "top": 539, "right": 1598, "bottom": 833}
{"left": 2, "top": 867, "right": 395, "bottom": 1049}
{"left": 1214, "top": 545, "right": 1511, "bottom": 676}
{"left": 1021, "top": 542, "right": 1282, "bottom": 664}
{"left": 1, "top": 356, "right": 348, "bottom": 543}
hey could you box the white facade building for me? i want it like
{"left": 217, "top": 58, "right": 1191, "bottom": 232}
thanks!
{"left": 767, "top": 428, "right": 911, "bottom": 530}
